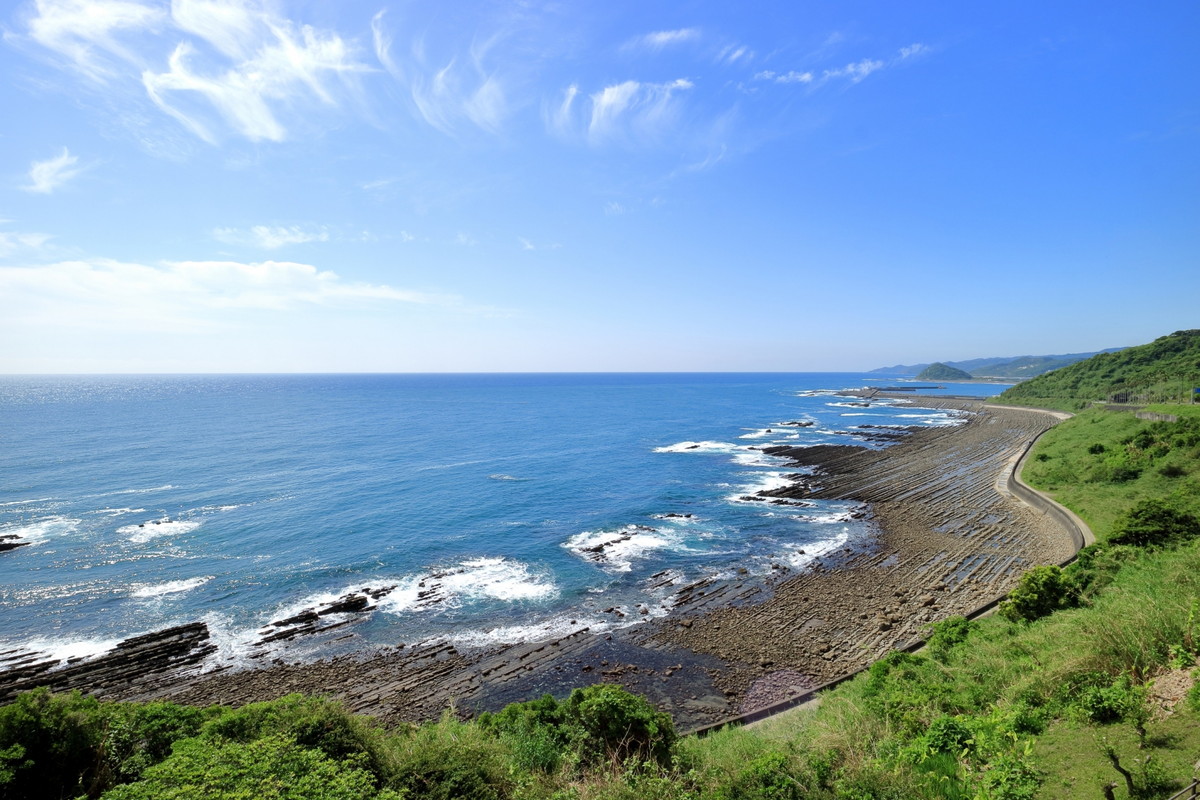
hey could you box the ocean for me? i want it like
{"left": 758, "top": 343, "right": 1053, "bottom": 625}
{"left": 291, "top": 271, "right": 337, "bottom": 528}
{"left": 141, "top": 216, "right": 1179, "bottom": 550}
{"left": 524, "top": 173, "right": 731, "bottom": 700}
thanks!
{"left": 0, "top": 373, "right": 1006, "bottom": 671}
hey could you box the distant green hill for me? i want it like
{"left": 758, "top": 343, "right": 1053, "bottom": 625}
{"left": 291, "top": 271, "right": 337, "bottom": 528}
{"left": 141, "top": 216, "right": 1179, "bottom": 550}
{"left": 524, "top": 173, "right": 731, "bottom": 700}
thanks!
{"left": 996, "top": 329, "right": 1200, "bottom": 410}
{"left": 916, "top": 362, "right": 972, "bottom": 380}
{"left": 871, "top": 348, "right": 1124, "bottom": 378}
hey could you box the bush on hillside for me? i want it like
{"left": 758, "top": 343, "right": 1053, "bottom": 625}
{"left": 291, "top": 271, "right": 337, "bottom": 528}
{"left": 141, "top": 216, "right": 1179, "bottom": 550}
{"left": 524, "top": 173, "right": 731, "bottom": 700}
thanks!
{"left": 479, "top": 683, "right": 676, "bottom": 771}
{"left": 925, "top": 616, "right": 977, "bottom": 663}
{"left": 100, "top": 734, "right": 402, "bottom": 800}
{"left": 1109, "top": 499, "right": 1200, "bottom": 547}
{"left": 0, "top": 688, "right": 107, "bottom": 799}
{"left": 998, "top": 565, "right": 1078, "bottom": 623}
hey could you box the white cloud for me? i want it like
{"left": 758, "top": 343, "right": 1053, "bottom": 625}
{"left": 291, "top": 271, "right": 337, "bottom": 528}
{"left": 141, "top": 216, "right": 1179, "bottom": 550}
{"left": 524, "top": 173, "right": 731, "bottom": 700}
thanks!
{"left": 587, "top": 78, "right": 694, "bottom": 144}
{"left": 143, "top": 18, "right": 371, "bottom": 143}
{"left": 0, "top": 257, "right": 458, "bottom": 332}
{"left": 0, "top": 231, "right": 54, "bottom": 257}
{"left": 23, "top": 0, "right": 370, "bottom": 143}
{"left": 372, "top": 10, "right": 510, "bottom": 135}
{"left": 24, "top": 0, "right": 166, "bottom": 80}
{"left": 23, "top": 148, "right": 84, "bottom": 194}
{"left": 775, "top": 70, "right": 813, "bottom": 84}
{"left": 824, "top": 58, "right": 884, "bottom": 83}
{"left": 627, "top": 28, "right": 700, "bottom": 52}
{"left": 518, "top": 237, "right": 560, "bottom": 251}
{"left": 170, "top": 0, "right": 261, "bottom": 60}
{"left": 213, "top": 225, "right": 331, "bottom": 249}
{"left": 546, "top": 84, "right": 579, "bottom": 137}
{"left": 899, "top": 42, "right": 930, "bottom": 60}
{"left": 717, "top": 44, "right": 752, "bottom": 64}
{"left": 604, "top": 201, "right": 626, "bottom": 215}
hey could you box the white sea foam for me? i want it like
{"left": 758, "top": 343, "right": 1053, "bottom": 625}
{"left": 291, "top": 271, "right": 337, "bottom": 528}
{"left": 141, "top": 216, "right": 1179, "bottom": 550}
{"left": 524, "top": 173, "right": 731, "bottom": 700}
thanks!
{"left": 118, "top": 518, "right": 202, "bottom": 543}
{"left": 10, "top": 636, "right": 123, "bottom": 667}
{"left": 487, "top": 474, "right": 529, "bottom": 481}
{"left": 271, "top": 557, "right": 559, "bottom": 627}
{"left": 897, "top": 411, "right": 967, "bottom": 427}
{"left": 86, "top": 484, "right": 176, "bottom": 499}
{"left": 564, "top": 525, "right": 684, "bottom": 572}
{"left": 653, "top": 440, "right": 741, "bottom": 454}
{"left": 88, "top": 507, "right": 145, "bottom": 516}
{"left": 131, "top": 576, "right": 213, "bottom": 598}
{"left": 445, "top": 614, "right": 608, "bottom": 648}
{"left": 780, "top": 527, "right": 854, "bottom": 570}
{"left": 0, "top": 497, "right": 53, "bottom": 508}
{"left": 0, "top": 516, "right": 80, "bottom": 544}
{"left": 724, "top": 471, "right": 801, "bottom": 503}
{"left": 732, "top": 451, "right": 789, "bottom": 468}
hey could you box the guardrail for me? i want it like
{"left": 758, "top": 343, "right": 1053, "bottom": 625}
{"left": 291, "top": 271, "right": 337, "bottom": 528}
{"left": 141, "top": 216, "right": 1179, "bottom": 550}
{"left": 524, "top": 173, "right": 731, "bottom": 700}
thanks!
{"left": 1167, "top": 779, "right": 1199, "bottom": 800}
{"left": 687, "top": 404, "right": 1091, "bottom": 737}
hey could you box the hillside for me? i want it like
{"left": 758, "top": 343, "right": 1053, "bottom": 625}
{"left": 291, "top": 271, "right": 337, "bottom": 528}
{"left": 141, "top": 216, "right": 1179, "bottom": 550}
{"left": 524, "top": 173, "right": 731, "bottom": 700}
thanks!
{"left": 915, "top": 362, "right": 972, "bottom": 380}
{"left": 997, "top": 329, "right": 1200, "bottom": 410}
{"left": 872, "top": 348, "right": 1124, "bottom": 379}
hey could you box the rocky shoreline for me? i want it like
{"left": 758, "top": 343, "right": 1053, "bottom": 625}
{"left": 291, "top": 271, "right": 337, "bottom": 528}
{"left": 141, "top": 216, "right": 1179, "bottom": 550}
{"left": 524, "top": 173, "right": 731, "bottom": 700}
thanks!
{"left": 0, "top": 397, "right": 1079, "bottom": 731}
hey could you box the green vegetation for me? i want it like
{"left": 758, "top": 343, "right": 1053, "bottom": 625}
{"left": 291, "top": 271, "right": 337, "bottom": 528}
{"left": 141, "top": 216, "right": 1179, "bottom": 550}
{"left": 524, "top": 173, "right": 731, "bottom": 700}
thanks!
{"left": 5, "top": 343, "right": 1200, "bottom": 798}
{"left": 916, "top": 362, "right": 974, "bottom": 381}
{"left": 996, "top": 330, "right": 1200, "bottom": 411}
{"left": 871, "top": 348, "right": 1124, "bottom": 379}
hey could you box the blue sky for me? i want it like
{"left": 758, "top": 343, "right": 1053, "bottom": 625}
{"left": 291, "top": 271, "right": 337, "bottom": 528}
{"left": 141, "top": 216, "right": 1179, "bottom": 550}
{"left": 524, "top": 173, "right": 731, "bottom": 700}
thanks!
{"left": 1, "top": 0, "right": 1196, "bottom": 373}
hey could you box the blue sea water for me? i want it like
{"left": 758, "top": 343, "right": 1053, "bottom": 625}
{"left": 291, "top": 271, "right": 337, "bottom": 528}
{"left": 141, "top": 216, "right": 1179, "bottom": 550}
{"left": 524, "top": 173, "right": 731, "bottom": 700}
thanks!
{"left": 0, "top": 373, "right": 1006, "bottom": 669}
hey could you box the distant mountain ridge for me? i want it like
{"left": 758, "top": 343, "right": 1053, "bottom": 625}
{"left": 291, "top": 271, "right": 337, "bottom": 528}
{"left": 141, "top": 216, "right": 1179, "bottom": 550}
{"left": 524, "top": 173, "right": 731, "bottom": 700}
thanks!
{"left": 871, "top": 348, "right": 1127, "bottom": 379}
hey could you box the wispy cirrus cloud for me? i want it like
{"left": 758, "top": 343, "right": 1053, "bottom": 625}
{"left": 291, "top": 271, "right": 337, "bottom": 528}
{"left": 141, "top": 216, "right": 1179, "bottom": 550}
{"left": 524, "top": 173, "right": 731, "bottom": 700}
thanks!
{"left": 371, "top": 9, "right": 510, "bottom": 135}
{"left": 23, "top": 0, "right": 166, "bottom": 81}
{"left": 547, "top": 77, "right": 694, "bottom": 146}
{"left": 625, "top": 27, "right": 700, "bottom": 52}
{"left": 0, "top": 230, "right": 54, "bottom": 257}
{"left": 0, "top": 257, "right": 462, "bottom": 332}
{"left": 143, "top": 15, "right": 372, "bottom": 143}
{"left": 753, "top": 43, "right": 928, "bottom": 89}
{"left": 716, "top": 44, "right": 753, "bottom": 65}
{"left": 21, "top": 0, "right": 371, "bottom": 144}
{"left": 23, "top": 147, "right": 84, "bottom": 193}
{"left": 588, "top": 78, "right": 693, "bottom": 144}
{"left": 212, "top": 225, "right": 331, "bottom": 249}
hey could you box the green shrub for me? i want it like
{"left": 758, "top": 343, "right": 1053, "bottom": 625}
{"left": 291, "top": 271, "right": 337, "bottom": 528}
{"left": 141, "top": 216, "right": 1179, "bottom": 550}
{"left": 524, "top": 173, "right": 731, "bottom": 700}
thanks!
{"left": 1076, "top": 677, "right": 1143, "bottom": 724}
{"left": 200, "top": 694, "right": 384, "bottom": 768}
{"left": 925, "top": 616, "right": 976, "bottom": 663}
{"left": 564, "top": 684, "right": 676, "bottom": 769}
{"left": 998, "top": 565, "right": 1078, "bottom": 623}
{"left": 713, "top": 751, "right": 803, "bottom": 800}
{"left": 100, "top": 734, "right": 402, "bottom": 800}
{"left": 482, "top": 684, "right": 675, "bottom": 771}
{"left": 1110, "top": 498, "right": 1200, "bottom": 547}
{"left": 99, "top": 701, "right": 214, "bottom": 787}
{"left": 0, "top": 688, "right": 107, "bottom": 799}
{"left": 385, "top": 712, "right": 510, "bottom": 800}
{"left": 921, "top": 716, "right": 974, "bottom": 756}
{"left": 477, "top": 693, "right": 569, "bottom": 773}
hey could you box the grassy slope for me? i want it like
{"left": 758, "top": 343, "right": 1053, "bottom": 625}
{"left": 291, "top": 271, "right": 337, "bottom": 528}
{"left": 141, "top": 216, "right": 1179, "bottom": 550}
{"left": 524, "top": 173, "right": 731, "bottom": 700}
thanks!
{"left": 994, "top": 330, "right": 1200, "bottom": 412}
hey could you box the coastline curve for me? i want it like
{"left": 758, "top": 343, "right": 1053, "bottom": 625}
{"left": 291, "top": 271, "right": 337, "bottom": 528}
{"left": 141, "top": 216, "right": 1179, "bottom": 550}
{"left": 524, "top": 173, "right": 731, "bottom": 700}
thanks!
{"left": 687, "top": 400, "right": 1094, "bottom": 736}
